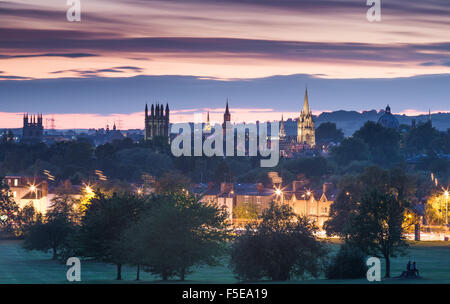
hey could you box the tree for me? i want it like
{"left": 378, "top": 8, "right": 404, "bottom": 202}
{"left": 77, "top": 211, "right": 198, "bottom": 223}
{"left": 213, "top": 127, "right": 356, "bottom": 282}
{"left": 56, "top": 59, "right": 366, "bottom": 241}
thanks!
{"left": 325, "top": 166, "right": 416, "bottom": 237}
{"left": 23, "top": 193, "right": 79, "bottom": 259}
{"left": 214, "top": 160, "right": 233, "bottom": 183}
{"left": 344, "top": 189, "right": 408, "bottom": 278}
{"left": 233, "top": 201, "right": 259, "bottom": 222}
{"left": 316, "top": 122, "right": 344, "bottom": 145}
{"left": 16, "top": 202, "right": 42, "bottom": 238}
{"left": 23, "top": 211, "right": 73, "bottom": 259}
{"left": 230, "top": 203, "right": 328, "bottom": 281}
{"left": 0, "top": 178, "right": 20, "bottom": 238}
{"left": 77, "top": 191, "right": 147, "bottom": 280}
{"left": 154, "top": 171, "right": 191, "bottom": 194}
{"left": 404, "top": 121, "right": 443, "bottom": 155}
{"left": 330, "top": 137, "right": 369, "bottom": 167}
{"left": 122, "top": 192, "right": 230, "bottom": 281}
{"left": 325, "top": 166, "right": 417, "bottom": 278}
{"left": 353, "top": 121, "right": 401, "bottom": 165}
{"left": 325, "top": 243, "right": 367, "bottom": 279}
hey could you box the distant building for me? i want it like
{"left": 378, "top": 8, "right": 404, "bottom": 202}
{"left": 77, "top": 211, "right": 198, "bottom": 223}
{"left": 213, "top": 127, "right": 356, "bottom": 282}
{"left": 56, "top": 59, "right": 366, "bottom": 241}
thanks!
{"left": 5, "top": 176, "right": 49, "bottom": 214}
{"left": 198, "top": 177, "right": 335, "bottom": 229}
{"left": 203, "top": 111, "right": 212, "bottom": 133}
{"left": 222, "top": 100, "right": 231, "bottom": 132}
{"left": 145, "top": 103, "right": 170, "bottom": 141}
{"left": 297, "top": 88, "right": 315, "bottom": 147}
{"left": 378, "top": 105, "right": 399, "bottom": 129}
{"left": 22, "top": 114, "right": 44, "bottom": 143}
{"left": 284, "top": 182, "right": 335, "bottom": 228}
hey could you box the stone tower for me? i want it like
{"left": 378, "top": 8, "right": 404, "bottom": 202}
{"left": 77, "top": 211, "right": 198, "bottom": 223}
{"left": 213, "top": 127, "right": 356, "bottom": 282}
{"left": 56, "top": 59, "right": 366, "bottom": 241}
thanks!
{"left": 297, "top": 88, "right": 315, "bottom": 147}
{"left": 145, "top": 103, "right": 169, "bottom": 141}
{"left": 22, "top": 113, "right": 44, "bottom": 143}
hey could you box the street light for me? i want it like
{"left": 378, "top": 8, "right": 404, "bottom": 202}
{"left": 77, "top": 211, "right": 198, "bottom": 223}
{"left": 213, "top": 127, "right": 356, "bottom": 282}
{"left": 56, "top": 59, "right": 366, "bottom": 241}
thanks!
{"left": 85, "top": 185, "right": 93, "bottom": 195}
{"left": 275, "top": 188, "right": 284, "bottom": 204}
{"left": 29, "top": 185, "right": 37, "bottom": 200}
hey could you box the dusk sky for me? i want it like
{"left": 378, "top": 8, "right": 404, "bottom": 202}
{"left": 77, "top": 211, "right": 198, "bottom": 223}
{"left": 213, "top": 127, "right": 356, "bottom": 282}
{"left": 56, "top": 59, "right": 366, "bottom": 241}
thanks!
{"left": 0, "top": 0, "right": 449, "bottom": 129}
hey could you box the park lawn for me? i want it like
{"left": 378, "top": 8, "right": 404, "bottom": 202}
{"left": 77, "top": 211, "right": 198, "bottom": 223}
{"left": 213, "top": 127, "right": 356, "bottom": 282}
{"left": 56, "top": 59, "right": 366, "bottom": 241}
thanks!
{"left": 0, "top": 240, "right": 448, "bottom": 284}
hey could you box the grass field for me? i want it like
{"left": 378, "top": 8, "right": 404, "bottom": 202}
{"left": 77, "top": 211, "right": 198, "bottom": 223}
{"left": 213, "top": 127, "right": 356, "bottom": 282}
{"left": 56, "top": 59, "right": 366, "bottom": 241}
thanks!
{"left": 0, "top": 240, "right": 448, "bottom": 284}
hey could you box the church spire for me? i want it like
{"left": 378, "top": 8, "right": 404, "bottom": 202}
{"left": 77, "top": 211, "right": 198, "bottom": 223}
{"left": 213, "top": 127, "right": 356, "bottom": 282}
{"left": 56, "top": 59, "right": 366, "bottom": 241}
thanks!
{"left": 279, "top": 114, "right": 286, "bottom": 139}
{"left": 225, "top": 99, "right": 230, "bottom": 115}
{"left": 302, "top": 87, "right": 310, "bottom": 115}
{"left": 204, "top": 110, "right": 211, "bottom": 133}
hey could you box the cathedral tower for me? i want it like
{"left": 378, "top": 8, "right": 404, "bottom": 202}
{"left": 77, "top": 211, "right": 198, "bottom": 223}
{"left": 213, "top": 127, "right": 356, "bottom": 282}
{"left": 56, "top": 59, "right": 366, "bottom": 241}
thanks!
{"left": 145, "top": 103, "right": 169, "bottom": 141}
{"left": 22, "top": 113, "right": 44, "bottom": 143}
{"left": 297, "top": 88, "right": 315, "bottom": 147}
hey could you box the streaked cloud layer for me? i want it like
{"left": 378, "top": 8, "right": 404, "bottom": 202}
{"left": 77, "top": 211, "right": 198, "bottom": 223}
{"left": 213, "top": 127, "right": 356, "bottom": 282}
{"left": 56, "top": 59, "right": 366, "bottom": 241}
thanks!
{"left": 1, "top": 0, "right": 449, "bottom": 79}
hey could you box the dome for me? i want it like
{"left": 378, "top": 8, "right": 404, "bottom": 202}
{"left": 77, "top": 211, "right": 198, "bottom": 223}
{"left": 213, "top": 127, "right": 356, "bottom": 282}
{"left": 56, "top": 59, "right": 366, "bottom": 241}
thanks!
{"left": 378, "top": 105, "right": 399, "bottom": 129}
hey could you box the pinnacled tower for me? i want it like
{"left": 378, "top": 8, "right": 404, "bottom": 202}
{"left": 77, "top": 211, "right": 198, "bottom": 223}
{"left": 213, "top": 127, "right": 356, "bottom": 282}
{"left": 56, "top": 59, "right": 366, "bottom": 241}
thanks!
{"left": 297, "top": 88, "right": 315, "bottom": 147}
{"left": 22, "top": 113, "right": 44, "bottom": 143}
{"left": 145, "top": 103, "right": 170, "bottom": 141}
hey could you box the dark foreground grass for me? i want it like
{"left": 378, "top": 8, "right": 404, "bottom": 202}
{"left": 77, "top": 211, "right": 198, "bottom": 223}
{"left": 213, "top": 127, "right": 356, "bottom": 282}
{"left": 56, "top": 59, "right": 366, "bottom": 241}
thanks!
{"left": 0, "top": 240, "right": 448, "bottom": 284}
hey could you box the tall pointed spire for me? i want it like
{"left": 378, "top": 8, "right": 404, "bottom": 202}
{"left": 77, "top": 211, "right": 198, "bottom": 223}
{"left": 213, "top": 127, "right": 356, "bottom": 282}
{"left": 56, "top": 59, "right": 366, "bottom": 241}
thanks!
{"left": 204, "top": 110, "right": 211, "bottom": 133}
{"left": 225, "top": 99, "right": 230, "bottom": 115}
{"left": 279, "top": 114, "right": 286, "bottom": 139}
{"left": 223, "top": 99, "right": 231, "bottom": 130}
{"left": 302, "top": 87, "right": 310, "bottom": 114}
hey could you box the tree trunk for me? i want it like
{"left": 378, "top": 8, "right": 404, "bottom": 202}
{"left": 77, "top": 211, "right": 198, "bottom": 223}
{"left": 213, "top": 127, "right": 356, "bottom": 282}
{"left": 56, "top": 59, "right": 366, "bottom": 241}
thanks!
{"left": 116, "top": 264, "right": 122, "bottom": 280}
{"left": 162, "top": 270, "right": 168, "bottom": 281}
{"left": 52, "top": 247, "right": 57, "bottom": 260}
{"left": 385, "top": 256, "right": 390, "bottom": 278}
{"left": 180, "top": 268, "right": 185, "bottom": 281}
{"left": 136, "top": 265, "right": 140, "bottom": 281}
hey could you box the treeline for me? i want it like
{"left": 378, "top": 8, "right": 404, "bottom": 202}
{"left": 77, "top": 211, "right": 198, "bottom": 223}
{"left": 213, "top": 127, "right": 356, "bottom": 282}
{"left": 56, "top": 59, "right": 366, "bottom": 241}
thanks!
{"left": 1, "top": 119, "right": 449, "bottom": 189}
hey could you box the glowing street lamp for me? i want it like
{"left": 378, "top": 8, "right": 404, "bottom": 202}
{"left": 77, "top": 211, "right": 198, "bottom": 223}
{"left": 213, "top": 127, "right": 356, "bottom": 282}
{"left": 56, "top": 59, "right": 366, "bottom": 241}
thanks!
{"left": 29, "top": 185, "right": 37, "bottom": 200}
{"left": 85, "top": 185, "right": 93, "bottom": 195}
{"left": 275, "top": 188, "right": 284, "bottom": 204}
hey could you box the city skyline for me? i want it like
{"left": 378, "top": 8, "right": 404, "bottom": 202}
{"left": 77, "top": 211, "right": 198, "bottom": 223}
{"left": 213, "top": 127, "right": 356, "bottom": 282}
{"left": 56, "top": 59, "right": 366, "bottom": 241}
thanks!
{"left": 1, "top": 0, "right": 449, "bottom": 128}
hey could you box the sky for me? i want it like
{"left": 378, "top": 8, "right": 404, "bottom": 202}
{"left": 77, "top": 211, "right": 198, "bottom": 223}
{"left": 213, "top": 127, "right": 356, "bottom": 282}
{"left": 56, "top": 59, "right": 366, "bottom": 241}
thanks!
{"left": 0, "top": 0, "right": 449, "bottom": 129}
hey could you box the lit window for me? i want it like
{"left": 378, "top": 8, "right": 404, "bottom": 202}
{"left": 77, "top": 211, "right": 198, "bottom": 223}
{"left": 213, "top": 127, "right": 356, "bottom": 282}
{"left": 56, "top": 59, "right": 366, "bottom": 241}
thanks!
{"left": 244, "top": 196, "right": 249, "bottom": 203}
{"left": 14, "top": 179, "right": 18, "bottom": 187}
